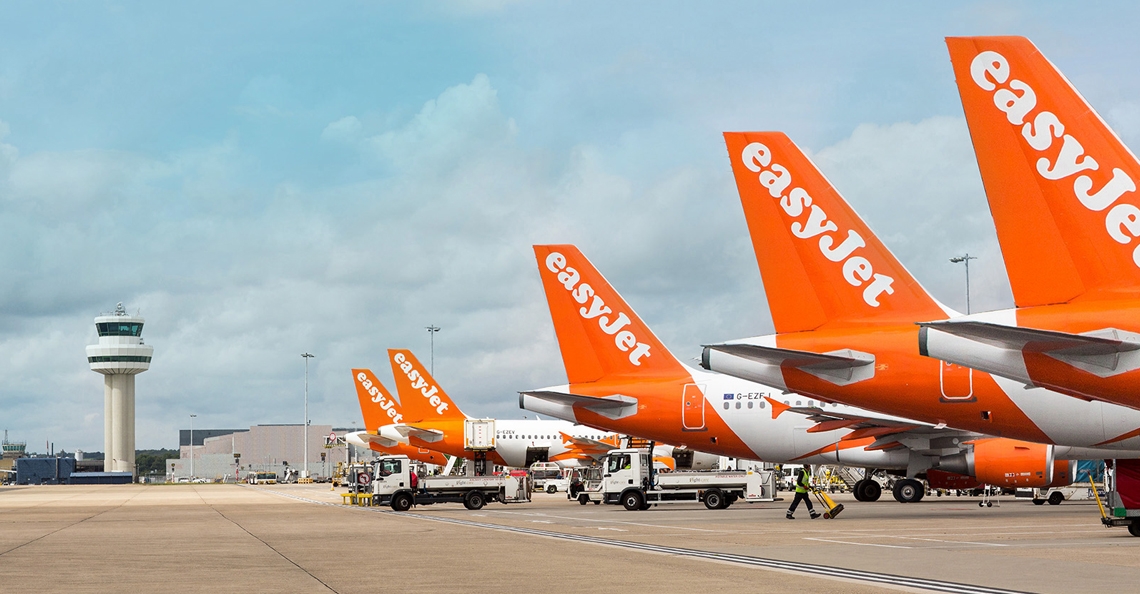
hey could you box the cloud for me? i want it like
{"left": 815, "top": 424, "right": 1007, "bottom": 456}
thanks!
{"left": 320, "top": 116, "right": 362, "bottom": 143}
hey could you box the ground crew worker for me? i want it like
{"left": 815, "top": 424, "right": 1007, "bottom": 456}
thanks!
{"left": 786, "top": 465, "right": 821, "bottom": 520}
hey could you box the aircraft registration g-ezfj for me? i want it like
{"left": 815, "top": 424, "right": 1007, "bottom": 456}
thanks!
{"left": 370, "top": 348, "right": 683, "bottom": 470}
{"left": 520, "top": 244, "right": 1105, "bottom": 502}
{"left": 703, "top": 131, "right": 1140, "bottom": 458}
{"left": 916, "top": 36, "right": 1140, "bottom": 414}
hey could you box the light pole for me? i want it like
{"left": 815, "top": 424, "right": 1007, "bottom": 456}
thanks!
{"left": 189, "top": 414, "right": 196, "bottom": 479}
{"left": 949, "top": 254, "right": 978, "bottom": 314}
{"left": 426, "top": 326, "right": 440, "bottom": 375}
{"left": 301, "top": 353, "right": 314, "bottom": 478}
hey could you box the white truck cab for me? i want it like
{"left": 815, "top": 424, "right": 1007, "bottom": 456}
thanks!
{"left": 592, "top": 448, "right": 775, "bottom": 511}
{"left": 371, "top": 455, "right": 531, "bottom": 511}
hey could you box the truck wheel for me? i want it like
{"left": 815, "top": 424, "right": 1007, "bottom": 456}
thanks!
{"left": 464, "top": 491, "right": 486, "bottom": 511}
{"left": 1129, "top": 522, "right": 1140, "bottom": 537}
{"left": 578, "top": 493, "right": 590, "bottom": 505}
{"left": 1032, "top": 498, "right": 1046, "bottom": 506}
{"left": 391, "top": 493, "right": 413, "bottom": 512}
{"left": 546, "top": 484, "right": 557, "bottom": 494}
{"left": 704, "top": 489, "right": 724, "bottom": 510}
{"left": 622, "top": 490, "right": 644, "bottom": 511}
{"left": 892, "top": 479, "right": 923, "bottom": 503}
{"left": 1047, "top": 491, "right": 1064, "bottom": 506}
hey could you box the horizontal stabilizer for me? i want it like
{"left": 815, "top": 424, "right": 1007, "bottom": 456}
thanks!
{"left": 519, "top": 391, "right": 639, "bottom": 420}
{"left": 704, "top": 343, "right": 875, "bottom": 386}
{"left": 354, "top": 432, "right": 399, "bottom": 449}
{"left": 392, "top": 425, "right": 446, "bottom": 443}
{"left": 921, "top": 321, "right": 1140, "bottom": 377}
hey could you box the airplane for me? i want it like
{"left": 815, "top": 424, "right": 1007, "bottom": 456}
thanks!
{"left": 344, "top": 368, "right": 450, "bottom": 466}
{"left": 915, "top": 36, "right": 1140, "bottom": 414}
{"left": 520, "top": 244, "right": 1109, "bottom": 502}
{"left": 701, "top": 131, "right": 1140, "bottom": 464}
{"left": 373, "top": 349, "right": 713, "bottom": 470}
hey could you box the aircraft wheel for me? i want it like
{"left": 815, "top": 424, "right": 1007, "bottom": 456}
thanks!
{"left": 391, "top": 493, "right": 413, "bottom": 512}
{"left": 463, "top": 491, "right": 486, "bottom": 511}
{"left": 852, "top": 480, "right": 867, "bottom": 502}
{"left": 622, "top": 490, "right": 645, "bottom": 511}
{"left": 1128, "top": 522, "right": 1140, "bottom": 537}
{"left": 892, "top": 479, "right": 923, "bottom": 503}
{"left": 1048, "top": 491, "right": 1064, "bottom": 506}
{"left": 862, "top": 480, "right": 882, "bottom": 502}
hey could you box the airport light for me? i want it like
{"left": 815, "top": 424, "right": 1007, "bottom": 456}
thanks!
{"left": 949, "top": 254, "right": 978, "bottom": 314}
{"left": 301, "top": 353, "right": 314, "bottom": 478}
{"left": 189, "top": 414, "right": 196, "bottom": 479}
{"left": 426, "top": 325, "right": 441, "bottom": 375}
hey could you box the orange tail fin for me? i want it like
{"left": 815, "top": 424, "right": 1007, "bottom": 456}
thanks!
{"left": 724, "top": 132, "right": 947, "bottom": 332}
{"left": 351, "top": 368, "right": 404, "bottom": 429}
{"left": 387, "top": 349, "right": 465, "bottom": 422}
{"left": 948, "top": 36, "right": 1140, "bottom": 306}
{"left": 533, "top": 245, "right": 689, "bottom": 384}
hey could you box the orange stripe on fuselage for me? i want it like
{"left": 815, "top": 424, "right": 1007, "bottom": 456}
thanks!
{"left": 793, "top": 436, "right": 876, "bottom": 461}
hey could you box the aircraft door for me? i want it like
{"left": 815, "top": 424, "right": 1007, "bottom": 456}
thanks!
{"left": 682, "top": 384, "right": 707, "bottom": 431}
{"left": 672, "top": 448, "right": 695, "bottom": 470}
{"left": 939, "top": 360, "right": 975, "bottom": 402}
{"left": 524, "top": 447, "right": 549, "bottom": 467}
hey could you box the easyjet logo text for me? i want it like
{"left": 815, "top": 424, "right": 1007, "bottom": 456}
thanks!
{"left": 544, "top": 252, "right": 652, "bottom": 365}
{"left": 969, "top": 50, "right": 1139, "bottom": 265}
{"left": 739, "top": 142, "right": 896, "bottom": 307}
{"left": 355, "top": 372, "right": 403, "bottom": 424}
{"left": 392, "top": 352, "right": 450, "bottom": 415}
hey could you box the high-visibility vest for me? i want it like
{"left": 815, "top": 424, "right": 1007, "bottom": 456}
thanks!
{"left": 795, "top": 468, "right": 810, "bottom": 493}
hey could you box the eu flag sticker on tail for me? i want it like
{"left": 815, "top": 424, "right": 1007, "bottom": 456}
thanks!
{"left": 724, "top": 393, "right": 735, "bottom": 400}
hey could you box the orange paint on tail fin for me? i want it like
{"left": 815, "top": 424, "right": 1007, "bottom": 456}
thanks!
{"left": 533, "top": 245, "right": 689, "bottom": 384}
{"left": 948, "top": 36, "right": 1140, "bottom": 306}
{"left": 387, "top": 349, "right": 466, "bottom": 422}
{"left": 724, "top": 132, "right": 946, "bottom": 332}
{"left": 351, "top": 368, "right": 405, "bottom": 429}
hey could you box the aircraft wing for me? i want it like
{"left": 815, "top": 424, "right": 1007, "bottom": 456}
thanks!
{"left": 519, "top": 391, "right": 638, "bottom": 420}
{"left": 392, "top": 424, "right": 446, "bottom": 443}
{"left": 921, "top": 321, "right": 1140, "bottom": 376}
{"left": 703, "top": 343, "right": 875, "bottom": 386}
{"left": 767, "top": 396, "right": 980, "bottom": 456}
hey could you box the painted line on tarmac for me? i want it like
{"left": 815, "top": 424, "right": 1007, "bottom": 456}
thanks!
{"left": 490, "top": 509, "right": 721, "bottom": 532}
{"left": 803, "top": 537, "right": 911, "bottom": 549}
{"left": 250, "top": 487, "right": 1028, "bottom": 594}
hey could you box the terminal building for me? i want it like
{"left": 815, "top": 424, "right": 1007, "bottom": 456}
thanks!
{"left": 166, "top": 424, "right": 371, "bottom": 481}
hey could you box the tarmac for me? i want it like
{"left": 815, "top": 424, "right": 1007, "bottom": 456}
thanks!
{"left": 1, "top": 484, "right": 1138, "bottom": 593}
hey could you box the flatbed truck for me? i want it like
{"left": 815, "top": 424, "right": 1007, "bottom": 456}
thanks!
{"left": 583, "top": 448, "right": 776, "bottom": 510}
{"left": 370, "top": 455, "right": 531, "bottom": 511}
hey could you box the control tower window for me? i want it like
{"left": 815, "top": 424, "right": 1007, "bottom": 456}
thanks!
{"left": 97, "top": 322, "right": 143, "bottom": 337}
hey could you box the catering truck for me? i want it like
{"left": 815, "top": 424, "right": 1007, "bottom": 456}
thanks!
{"left": 371, "top": 455, "right": 531, "bottom": 511}
{"left": 585, "top": 448, "right": 776, "bottom": 510}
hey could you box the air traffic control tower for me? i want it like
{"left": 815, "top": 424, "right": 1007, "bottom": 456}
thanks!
{"left": 87, "top": 303, "right": 153, "bottom": 476}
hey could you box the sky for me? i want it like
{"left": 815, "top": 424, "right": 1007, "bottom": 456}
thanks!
{"left": 4, "top": 1, "right": 1140, "bottom": 451}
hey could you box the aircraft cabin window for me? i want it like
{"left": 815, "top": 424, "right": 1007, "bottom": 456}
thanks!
{"left": 735, "top": 402, "right": 741, "bottom": 409}
{"left": 807, "top": 400, "right": 813, "bottom": 407}
{"left": 723, "top": 402, "right": 730, "bottom": 410}
{"left": 759, "top": 401, "right": 765, "bottom": 409}
{"left": 796, "top": 401, "right": 801, "bottom": 406}
{"left": 747, "top": 402, "right": 753, "bottom": 409}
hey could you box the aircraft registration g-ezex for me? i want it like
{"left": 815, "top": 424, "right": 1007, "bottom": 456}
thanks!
{"left": 362, "top": 349, "right": 712, "bottom": 470}
{"left": 703, "top": 131, "right": 1140, "bottom": 465}
{"left": 916, "top": 36, "right": 1140, "bottom": 415}
{"left": 519, "top": 245, "right": 1105, "bottom": 503}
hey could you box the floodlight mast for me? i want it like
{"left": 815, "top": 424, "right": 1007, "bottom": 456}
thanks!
{"left": 301, "top": 353, "right": 314, "bottom": 478}
{"left": 949, "top": 254, "right": 978, "bottom": 314}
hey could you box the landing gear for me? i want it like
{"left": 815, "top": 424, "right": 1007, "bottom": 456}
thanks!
{"left": 854, "top": 479, "right": 882, "bottom": 502}
{"left": 892, "top": 479, "right": 924, "bottom": 503}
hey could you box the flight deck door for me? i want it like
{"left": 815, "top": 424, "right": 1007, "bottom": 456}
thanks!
{"left": 682, "top": 384, "right": 707, "bottom": 431}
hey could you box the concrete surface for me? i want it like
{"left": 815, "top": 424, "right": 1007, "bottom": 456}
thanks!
{"left": 1, "top": 484, "right": 1135, "bottom": 593}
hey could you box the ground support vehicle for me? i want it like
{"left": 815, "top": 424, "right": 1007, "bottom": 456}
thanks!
{"left": 596, "top": 448, "right": 776, "bottom": 511}
{"left": 1017, "top": 486, "right": 1095, "bottom": 506}
{"left": 245, "top": 471, "right": 277, "bottom": 485}
{"left": 1093, "top": 459, "right": 1140, "bottom": 537}
{"left": 370, "top": 455, "right": 531, "bottom": 512}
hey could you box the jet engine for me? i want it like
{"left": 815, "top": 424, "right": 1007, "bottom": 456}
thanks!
{"left": 936, "top": 438, "right": 1059, "bottom": 489}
